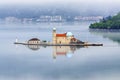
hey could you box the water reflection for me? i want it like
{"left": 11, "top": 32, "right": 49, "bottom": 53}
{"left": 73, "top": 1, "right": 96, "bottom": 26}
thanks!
{"left": 25, "top": 45, "right": 84, "bottom": 58}
{"left": 90, "top": 30, "right": 120, "bottom": 44}
{"left": 53, "top": 46, "right": 83, "bottom": 59}
{"left": 27, "top": 45, "right": 40, "bottom": 51}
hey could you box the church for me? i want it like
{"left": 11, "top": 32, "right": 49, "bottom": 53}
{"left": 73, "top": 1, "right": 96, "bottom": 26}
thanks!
{"left": 52, "top": 28, "right": 83, "bottom": 44}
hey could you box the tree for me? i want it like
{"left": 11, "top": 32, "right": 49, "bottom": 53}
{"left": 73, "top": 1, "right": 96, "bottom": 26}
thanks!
{"left": 89, "top": 12, "right": 120, "bottom": 29}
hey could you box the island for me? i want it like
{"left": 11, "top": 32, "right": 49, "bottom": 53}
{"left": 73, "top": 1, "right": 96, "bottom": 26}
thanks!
{"left": 14, "top": 28, "right": 103, "bottom": 46}
{"left": 89, "top": 12, "right": 120, "bottom": 29}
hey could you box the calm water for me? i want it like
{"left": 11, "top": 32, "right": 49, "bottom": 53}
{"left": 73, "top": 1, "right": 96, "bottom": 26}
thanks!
{"left": 0, "top": 22, "right": 120, "bottom": 80}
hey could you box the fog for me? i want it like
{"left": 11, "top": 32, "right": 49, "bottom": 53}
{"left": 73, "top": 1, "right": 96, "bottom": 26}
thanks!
{"left": 0, "top": 0, "right": 120, "bottom": 16}
{"left": 0, "top": 0, "right": 120, "bottom": 7}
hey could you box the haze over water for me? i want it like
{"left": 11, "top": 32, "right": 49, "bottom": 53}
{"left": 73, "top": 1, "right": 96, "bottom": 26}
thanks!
{"left": 0, "top": 22, "right": 120, "bottom": 80}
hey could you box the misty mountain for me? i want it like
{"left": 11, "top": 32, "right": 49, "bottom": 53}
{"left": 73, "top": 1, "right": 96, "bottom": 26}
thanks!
{"left": 0, "top": 6, "right": 78, "bottom": 18}
{"left": 0, "top": 4, "right": 120, "bottom": 18}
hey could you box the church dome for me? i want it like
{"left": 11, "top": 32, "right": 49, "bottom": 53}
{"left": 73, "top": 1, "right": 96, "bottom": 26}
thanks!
{"left": 66, "top": 32, "right": 73, "bottom": 37}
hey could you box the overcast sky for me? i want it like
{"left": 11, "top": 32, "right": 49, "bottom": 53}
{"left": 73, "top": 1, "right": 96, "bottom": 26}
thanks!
{"left": 0, "top": 0, "right": 120, "bottom": 16}
{"left": 0, "top": 0, "right": 120, "bottom": 5}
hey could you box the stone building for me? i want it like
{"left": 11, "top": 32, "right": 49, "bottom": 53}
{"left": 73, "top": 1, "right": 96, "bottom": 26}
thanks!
{"left": 52, "top": 28, "right": 81, "bottom": 44}
{"left": 27, "top": 38, "right": 40, "bottom": 44}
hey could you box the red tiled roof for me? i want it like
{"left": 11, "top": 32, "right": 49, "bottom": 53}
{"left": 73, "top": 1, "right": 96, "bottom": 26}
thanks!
{"left": 56, "top": 33, "right": 66, "bottom": 37}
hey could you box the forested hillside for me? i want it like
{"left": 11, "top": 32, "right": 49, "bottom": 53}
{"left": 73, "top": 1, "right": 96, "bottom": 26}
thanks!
{"left": 89, "top": 12, "right": 120, "bottom": 29}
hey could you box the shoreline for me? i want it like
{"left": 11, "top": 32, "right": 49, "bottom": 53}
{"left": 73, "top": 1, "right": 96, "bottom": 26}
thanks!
{"left": 89, "top": 29, "right": 120, "bottom": 32}
{"left": 14, "top": 42, "right": 103, "bottom": 46}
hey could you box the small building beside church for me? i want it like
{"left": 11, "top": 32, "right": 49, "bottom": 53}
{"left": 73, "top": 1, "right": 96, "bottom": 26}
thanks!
{"left": 27, "top": 38, "right": 41, "bottom": 44}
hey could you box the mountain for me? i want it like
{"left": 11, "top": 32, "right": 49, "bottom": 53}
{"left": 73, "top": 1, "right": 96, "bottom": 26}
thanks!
{"left": 0, "top": 4, "right": 120, "bottom": 19}
{"left": 0, "top": 6, "right": 80, "bottom": 19}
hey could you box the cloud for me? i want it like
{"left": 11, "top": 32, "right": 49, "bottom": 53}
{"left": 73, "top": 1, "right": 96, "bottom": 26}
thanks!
{"left": 0, "top": 0, "right": 120, "bottom": 5}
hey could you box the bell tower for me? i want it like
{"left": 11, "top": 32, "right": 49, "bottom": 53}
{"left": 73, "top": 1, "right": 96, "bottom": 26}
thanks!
{"left": 52, "top": 28, "right": 56, "bottom": 44}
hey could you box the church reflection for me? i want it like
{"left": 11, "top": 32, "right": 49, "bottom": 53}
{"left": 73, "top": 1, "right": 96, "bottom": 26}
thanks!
{"left": 53, "top": 46, "right": 83, "bottom": 59}
{"left": 26, "top": 45, "right": 84, "bottom": 59}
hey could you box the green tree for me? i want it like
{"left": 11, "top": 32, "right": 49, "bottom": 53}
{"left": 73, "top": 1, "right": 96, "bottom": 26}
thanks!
{"left": 89, "top": 12, "right": 120, "bottom": 29}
